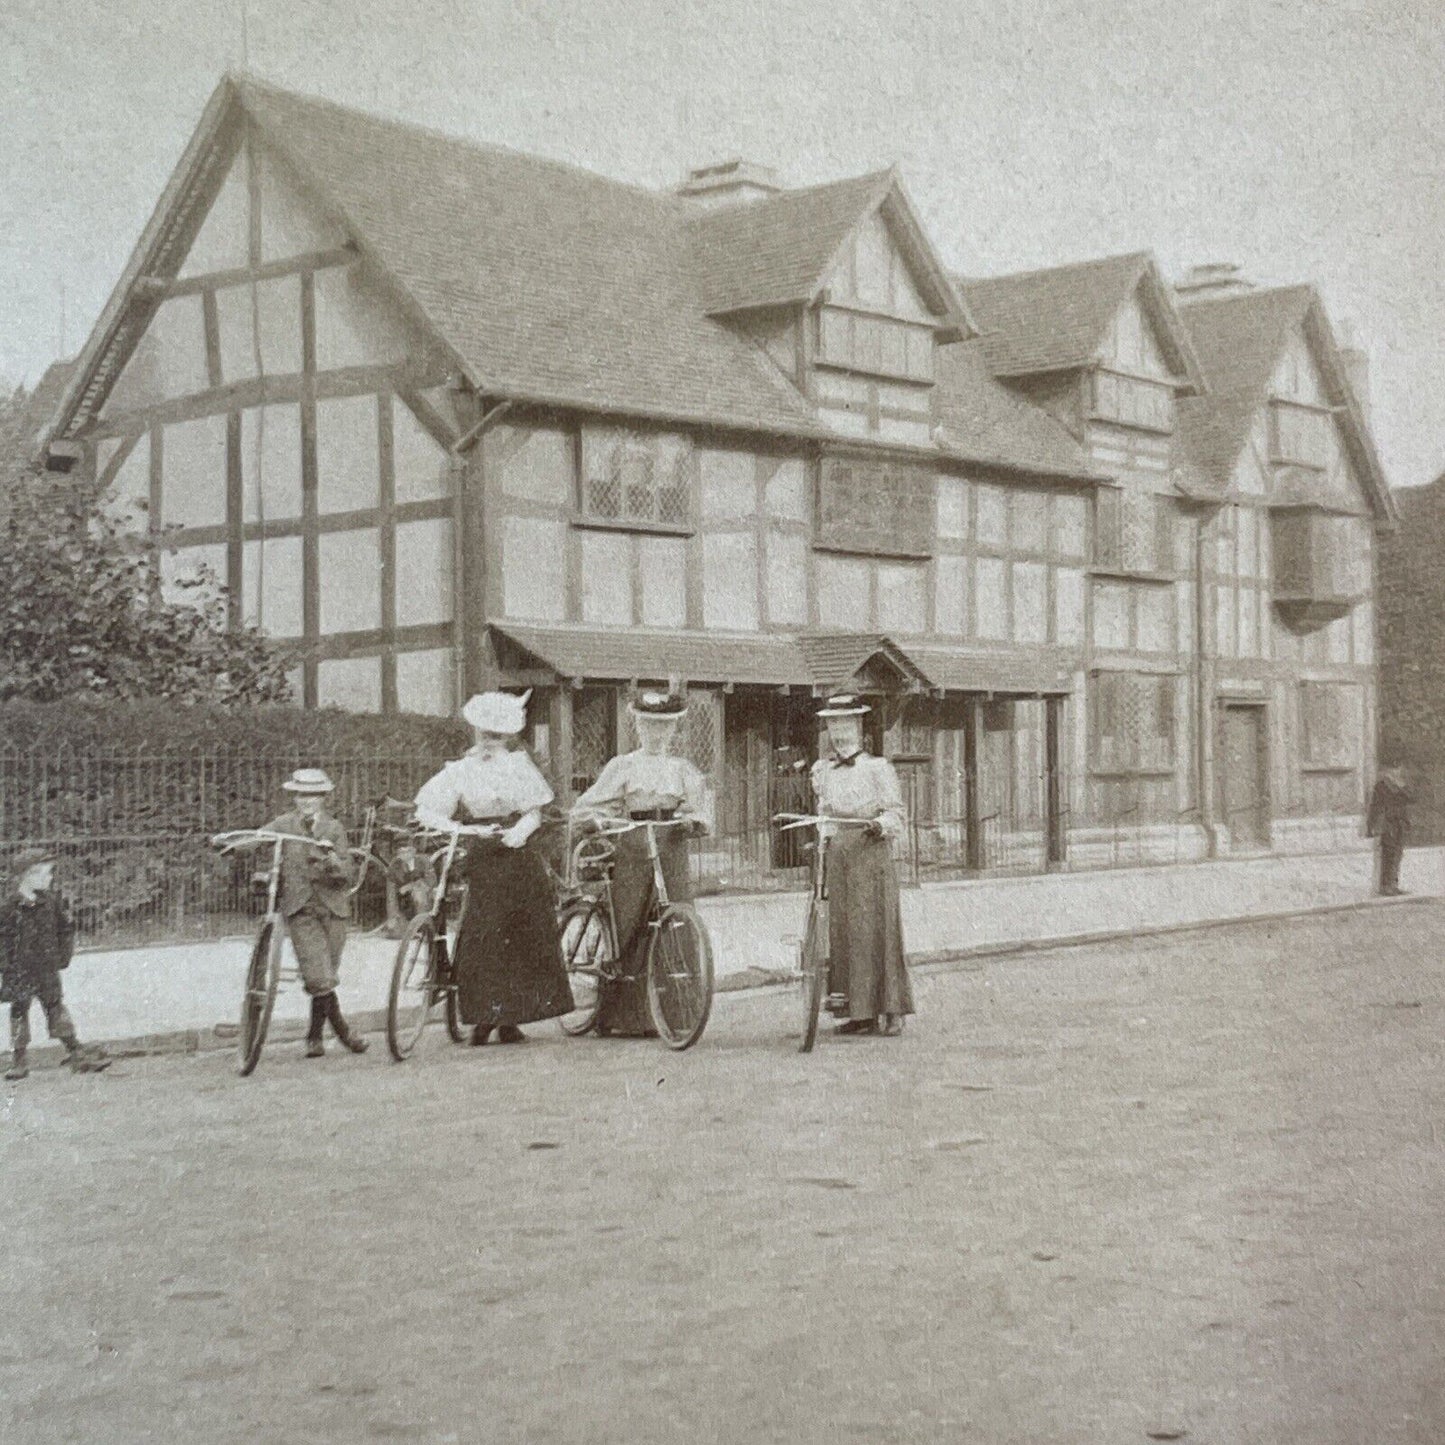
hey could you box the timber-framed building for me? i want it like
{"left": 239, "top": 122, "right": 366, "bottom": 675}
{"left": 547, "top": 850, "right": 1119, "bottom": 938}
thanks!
{"left": 36, "top": 76, "right": 1395, "bottom": 879}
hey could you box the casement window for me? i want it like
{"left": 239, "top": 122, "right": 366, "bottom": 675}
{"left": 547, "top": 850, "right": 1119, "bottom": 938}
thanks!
{"left": 579, "top": 428, "right": 692, "bottom": 529}
{"left": 1094, "top": 487, "right": 1178, "bottom": 576}
{"left": 1298, "top": 682, "right": 1356, "bottom": 770}
{"left": 1090, "top": 671, "right": 1177, "bottom": 774}
{"left": 1271, "top": 509, "right": 1366, "bottom": 604}
{"left": 816, "top": 453, "right": 934, "bottom": 557}
{"left": 1268, "top": 400, "right": 1331, "bottom": 470}
{"left": 1087, "top": 369, "right": 1174, "bottom": 433}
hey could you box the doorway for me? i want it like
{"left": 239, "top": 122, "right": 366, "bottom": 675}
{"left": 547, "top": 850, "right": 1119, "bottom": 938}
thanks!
{"left": 1218, "top": 703, "right": 1269, "bottom": 849}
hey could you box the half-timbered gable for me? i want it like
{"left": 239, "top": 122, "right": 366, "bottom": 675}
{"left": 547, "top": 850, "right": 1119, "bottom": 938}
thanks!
{"left": 35, "top": 75, "right": 1393, "bottom": 881}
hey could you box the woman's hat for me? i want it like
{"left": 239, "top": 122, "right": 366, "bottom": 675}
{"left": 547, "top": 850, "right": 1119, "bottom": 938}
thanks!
{"left": 281, "top": 768, "right": 336, "bottom": 795}
{"left": 461, "top": 690, "right": 531, "bottom": 736}
{"left": 817, "top": 693, "right": 870, "bottom": 718}
{"left": 629, "top": 688, "right": 686, "bottom": 718}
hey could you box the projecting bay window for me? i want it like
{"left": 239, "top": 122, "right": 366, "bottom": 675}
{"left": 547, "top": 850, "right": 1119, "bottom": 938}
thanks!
{"left": 1085, "top": 368, "right": 1174, "bottom": 433}
{"left": 1093, "top": 486, "right": 1180, "bottom": 578}
{"left": 1271, "top": 506, "right": 1366, "bottom": 630}
{"left": 578, "top": 427, "right": 693, "bottom": 531}
{"left": 1268, "top": 399, "right": 1332, "bottom": 471}
{"left": 1090, "top": 670, "right": 1177, "bottom": 775}
{"left": 816, "top": 307, "right": 935, "bottom": 382}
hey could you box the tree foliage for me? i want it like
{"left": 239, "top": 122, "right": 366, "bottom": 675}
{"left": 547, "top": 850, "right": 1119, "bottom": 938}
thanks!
{"left": 0, "top": 385, "right": 293, "bottom": 704}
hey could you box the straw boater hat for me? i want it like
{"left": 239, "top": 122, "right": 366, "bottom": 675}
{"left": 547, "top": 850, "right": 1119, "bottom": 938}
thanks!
{"left": 629, "top": 688, "right": 686, "bottom": 718}
{"left": 282, "top": 768, "right": 335, "bottom": 795}
{"left": 461, "top": 690, "right": 530, "bottom": 735}
{"left": 816, "top": 693, "right": 870, "bottom": 718}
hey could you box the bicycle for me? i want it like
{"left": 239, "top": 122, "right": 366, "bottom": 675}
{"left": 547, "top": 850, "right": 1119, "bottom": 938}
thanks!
{"left": 774, "top": 813, "right": 874, "bottom": 1053}
{"left": 555, "top": 816, "right": 714, "bottom": 1050}
{"left": 385, "top": 822, "right": 499, "bottom": 1061}
{"left": 211, "top": 828, "right": 339, "bottom": 1077}
{"left": 348, "top": 796, "right": 432, "bottom": 935}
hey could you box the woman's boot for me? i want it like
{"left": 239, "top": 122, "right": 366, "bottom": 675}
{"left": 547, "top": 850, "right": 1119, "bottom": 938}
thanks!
{"left": 305, "top": 995, "right": 326, "bottom": 1057}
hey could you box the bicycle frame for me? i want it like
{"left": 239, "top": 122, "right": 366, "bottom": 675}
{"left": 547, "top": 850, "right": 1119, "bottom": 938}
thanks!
{"left": 570, "top": 815, "right": 691, "bottom": 968}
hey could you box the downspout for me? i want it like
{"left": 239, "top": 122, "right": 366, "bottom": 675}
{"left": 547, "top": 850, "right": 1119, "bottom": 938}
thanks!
{"left": 1193, "top": 509, "right": 1218, "bottom": 858}
{"left": 449, "top": 398, "right": 515, "bottom": 702}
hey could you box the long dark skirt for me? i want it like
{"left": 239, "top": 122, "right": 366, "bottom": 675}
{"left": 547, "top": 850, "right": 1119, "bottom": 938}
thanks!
{"left": 826, "top": 830, "right": 913, "bottom": 1021}
{"left": 597, "top": 827, "right": 691, "bottom": 1036}
{"left": 453, "top": 839, "right": 573, "bottom": 1028}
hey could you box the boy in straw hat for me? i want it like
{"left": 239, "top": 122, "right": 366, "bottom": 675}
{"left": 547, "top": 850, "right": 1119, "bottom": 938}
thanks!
{"left": 2, "top": 847, "right": 109, "bottom": 1080}
{"left": 263, "top": 768, "right": 368, "bottom": 1057}
{"left": 415, "top": 691, "right": 573, "bottom": 1045}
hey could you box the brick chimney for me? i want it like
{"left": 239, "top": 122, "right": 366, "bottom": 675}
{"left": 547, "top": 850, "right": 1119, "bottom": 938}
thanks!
{"left": 676, "top": 159, "right": 782, "bottom": 208}
{"left": 1175, "top": 262, "right": 1254, "bottom": 299}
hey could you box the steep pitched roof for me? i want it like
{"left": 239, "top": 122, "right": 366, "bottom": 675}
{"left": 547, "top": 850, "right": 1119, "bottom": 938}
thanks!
{"left": 960, "top": 251, "right": 1205, "bottom": 392}
{"left": 932, "top": 339, "right": 1096, "bottom": 479}
{"left": 688, "top": 170, "right": 973, "bottom": 334}
{"left": 235, "top": 79, "right": 819, "bottom": 437}
{"left": 1176, "top": 285, "right": 1394, "bottom": 521}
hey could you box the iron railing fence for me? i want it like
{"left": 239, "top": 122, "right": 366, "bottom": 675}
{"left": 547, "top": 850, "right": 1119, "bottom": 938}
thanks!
{"left": 0, "top": 742, "right": 1369, "bottom": 948}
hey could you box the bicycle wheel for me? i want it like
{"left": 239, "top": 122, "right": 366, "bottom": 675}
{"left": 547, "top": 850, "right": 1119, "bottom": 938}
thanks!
{"left": 387, "top": 914, "right": 437, "bottom": 1061}
{"left": 557, "top": 899, "right": 611, "bottom": 1036}
{"left": 238, "top": 919, "right": 282, "bottom": 1077}
{"left": 645, "top": 903, "right": 713, "bottom": 1050}
{"left": 798, "top": 897, "right": 826, "bottom": 1054}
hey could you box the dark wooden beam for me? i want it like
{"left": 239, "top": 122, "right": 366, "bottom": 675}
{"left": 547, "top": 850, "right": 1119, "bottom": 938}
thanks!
{"left": 397, "top": 386, "right": 460, "bottom": 450}
{"left": 202, "top": 290, "right": 223, "bottom": 388}
{"left": 142, "top": 245, "right": 359, "bottom": 301}
{"left": 300, "top": 269, "right": 319, "bottom": 708}
{"left": 378, "top": 393, "right": 398, "bottom": 714}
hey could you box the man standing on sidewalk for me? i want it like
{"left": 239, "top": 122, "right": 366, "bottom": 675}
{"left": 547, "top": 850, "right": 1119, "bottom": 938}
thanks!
{"left": 1366, "top": 760, "right": 1411, "bottom": 897}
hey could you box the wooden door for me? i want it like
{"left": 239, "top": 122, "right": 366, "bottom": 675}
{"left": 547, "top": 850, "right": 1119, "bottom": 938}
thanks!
{"left": 1219, "top": 705, "right": 1269, "bottom": 848}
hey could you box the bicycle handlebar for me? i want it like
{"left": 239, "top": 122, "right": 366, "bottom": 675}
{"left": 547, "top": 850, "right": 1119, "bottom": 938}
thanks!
{"left": 772, "top": 812, "right": 877, "bottom": 831}
{"left": 584, "top": 816, "right": 697, "bottom": 837}
{"left": 211, "top": 829, "right": 336, "bottom": 853}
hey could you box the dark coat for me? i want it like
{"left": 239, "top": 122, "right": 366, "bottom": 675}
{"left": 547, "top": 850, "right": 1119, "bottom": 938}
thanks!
{"left": 0, "top": 889, "right": 76, "bottom": 1003}
{"left": 1366, "top": 778, "right": 1410, "bottom": 844}
{"left": 262, "top": 810, "right": 353, "bottom": 919}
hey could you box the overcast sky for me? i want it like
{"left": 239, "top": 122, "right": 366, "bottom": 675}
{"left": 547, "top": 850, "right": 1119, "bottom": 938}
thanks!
{"left": 3, "top": 0, "right": 1442, "bottom": 486}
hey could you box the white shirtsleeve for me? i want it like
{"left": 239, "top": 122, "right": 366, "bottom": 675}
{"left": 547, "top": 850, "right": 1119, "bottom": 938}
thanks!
{"left": 414, "top": 762, "right": 462, "bottom": 832}
{"left": 680, "top": 761, "right": 716, "bottom": 836}
{"left": 872, "top": 759, "right": 907, "bottom": 841}
{"left": 572, "top": 756, "right": 628, "bottom": 819}
{"left": 508, "top": 751, "right": 555, "bottom": 812}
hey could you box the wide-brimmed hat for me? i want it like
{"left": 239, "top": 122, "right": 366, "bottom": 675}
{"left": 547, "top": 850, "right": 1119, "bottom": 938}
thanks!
{"left": 629, "top": 688, "right": 686, "bottom": 718}
{"left": 817, "top": 693, "right": 870, "bottom": 718}
{"left": 461, "top": 690, "right": 530, "bottom": 735}
{"left": 11, "top": 845, "right": 56, "bottom": 875}
{"left": 281, "top": 768, "right": 336, "bottom": 795}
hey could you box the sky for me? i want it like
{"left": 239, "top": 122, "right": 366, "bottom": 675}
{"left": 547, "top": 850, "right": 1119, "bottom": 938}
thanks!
{"left": 2, "top": 0, "right": 1443, "bottom": 486}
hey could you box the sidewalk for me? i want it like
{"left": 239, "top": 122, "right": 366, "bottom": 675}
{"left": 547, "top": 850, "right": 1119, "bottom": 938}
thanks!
{"left": 37, "top": 845, "right": 1445, "bottom": 1053}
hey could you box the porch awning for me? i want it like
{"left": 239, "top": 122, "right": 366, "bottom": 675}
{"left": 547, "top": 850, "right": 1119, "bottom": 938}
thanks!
{"left": 488, "top": 624, "right": 804, "bottom": 686}
{"left": 489, "top": 624, "right": 1073, "bottom": 697}
{"left": 906, "top": 644, "right": 1074, "bottom": 696}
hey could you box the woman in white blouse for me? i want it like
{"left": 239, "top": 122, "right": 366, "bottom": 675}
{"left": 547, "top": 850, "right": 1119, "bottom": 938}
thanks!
{"left": 414, "top": 691, "right": 573, "bottom": 1045}
{"left": 810, "top": 694, "right": 912, "bottom": 1037}
{"left": 570, "top": 689, "right": 714, "bottom": 1036}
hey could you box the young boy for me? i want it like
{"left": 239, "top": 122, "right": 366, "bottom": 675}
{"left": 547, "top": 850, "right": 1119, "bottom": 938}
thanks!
{"left": 1, "top": 847, "right": 109, "bottom": 1080}
{"left": 264, "top": 769, "right": 368, "bottom": 1058}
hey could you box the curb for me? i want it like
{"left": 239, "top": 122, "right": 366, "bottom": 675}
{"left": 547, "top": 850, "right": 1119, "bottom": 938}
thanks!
{"left": 5, "top": 891, "right": 1432, "bottom": 1072}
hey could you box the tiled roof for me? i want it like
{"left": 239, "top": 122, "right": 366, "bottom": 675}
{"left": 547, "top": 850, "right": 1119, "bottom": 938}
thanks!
{"left": 1175, "top": 285, "right": 1393, "bottom": 519}
{"left": 961, "top": 253, "right": 1154, "bottom": 377}
{"left": 796, "top": 634, "right": 934, "bottom": 692}
{"left": 932, "top": 340, "right": 1095, "bottom": 478}
{"left": 490, "top": 624, "right": 804, "bottom": 686}
{"left": 687, "top": 171, "right": 892, "bottom": 314}
{"left": 237, "top": 79, "right": 819, "bottom": 438}
{"left": 905, "top": 644, "right": 1074, "bottom": 695}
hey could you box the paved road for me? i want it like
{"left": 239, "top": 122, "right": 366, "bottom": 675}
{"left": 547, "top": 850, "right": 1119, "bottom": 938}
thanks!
{"left": 4, "top": 905, "right": 1444, "bottom": 1443}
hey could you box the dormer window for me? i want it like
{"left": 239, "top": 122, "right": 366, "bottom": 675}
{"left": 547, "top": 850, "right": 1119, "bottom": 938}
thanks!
{"left": 1086, "top": 369, "right": 1174, "bottom": 434}
{"left": 1268, "top": 399, "right": 1331, "bottom": 470}
{"left": 1271, "top": 505, "right": 1365, "bottom": 629}
{"left": 816, "top": 308, "right": 934, "bottom": 382}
